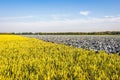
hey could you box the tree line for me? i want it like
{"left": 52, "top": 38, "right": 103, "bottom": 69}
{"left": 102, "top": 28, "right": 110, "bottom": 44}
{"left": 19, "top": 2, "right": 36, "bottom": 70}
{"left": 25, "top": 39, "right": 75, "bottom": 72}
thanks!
{"left": 0, "top": 31, "right": 120, "bottom": 35}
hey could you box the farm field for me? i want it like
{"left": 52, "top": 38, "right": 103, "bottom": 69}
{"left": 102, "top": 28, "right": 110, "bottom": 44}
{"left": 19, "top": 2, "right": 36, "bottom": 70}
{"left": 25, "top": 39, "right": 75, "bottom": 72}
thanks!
{"left": 0, "top": 35, "right": 120, "bottom": 80}
{"left": 24, "top": 35, "right": 120, "bottom": 54}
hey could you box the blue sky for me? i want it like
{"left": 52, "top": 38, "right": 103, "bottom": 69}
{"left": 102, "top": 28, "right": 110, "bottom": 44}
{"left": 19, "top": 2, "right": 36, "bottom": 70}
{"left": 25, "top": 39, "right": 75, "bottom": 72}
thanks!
{"left": 0, "top": 0, "right": 120, "bottom": 32}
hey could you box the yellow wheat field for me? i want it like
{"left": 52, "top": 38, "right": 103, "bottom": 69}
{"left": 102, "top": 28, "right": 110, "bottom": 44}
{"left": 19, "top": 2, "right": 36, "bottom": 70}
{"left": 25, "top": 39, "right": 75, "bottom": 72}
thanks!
{"left": 0, "top": 35, "right": 120, "bottom": 80}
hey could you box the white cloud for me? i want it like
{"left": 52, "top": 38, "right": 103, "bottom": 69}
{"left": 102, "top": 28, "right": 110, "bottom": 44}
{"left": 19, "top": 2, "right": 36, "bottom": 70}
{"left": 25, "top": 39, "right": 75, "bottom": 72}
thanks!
{"left": 80, "top": 11, "right": 90, "bottom": 16}
{"left": 0, "top": 16, "right": 34, "bottom": 20}
{"left": 104, "top": 16, "right": 114, "bottom": 18}
{"left": 50, "top": 14, "right": 70, "bottom": 20}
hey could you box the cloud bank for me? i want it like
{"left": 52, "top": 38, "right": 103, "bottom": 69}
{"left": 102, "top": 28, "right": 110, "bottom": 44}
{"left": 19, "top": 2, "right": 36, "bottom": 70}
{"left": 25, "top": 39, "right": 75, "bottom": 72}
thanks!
{"left": 0, "top": 15, "right": 120, "bottom": 32}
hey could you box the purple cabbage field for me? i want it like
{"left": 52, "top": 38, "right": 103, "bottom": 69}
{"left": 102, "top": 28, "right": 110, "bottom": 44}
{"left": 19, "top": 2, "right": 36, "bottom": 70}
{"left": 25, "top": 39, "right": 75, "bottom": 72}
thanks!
{"left": 24, "top": 35, "right": 120, "bottom": 54}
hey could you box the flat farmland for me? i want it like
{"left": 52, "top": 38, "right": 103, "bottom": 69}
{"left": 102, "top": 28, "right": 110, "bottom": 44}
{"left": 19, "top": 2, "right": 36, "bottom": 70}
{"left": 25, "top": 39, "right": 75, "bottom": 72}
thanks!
{"left": 24, "top": 35, "right": 120, "bottom": 54}
{"left": 0, "top": 35, "right": 120, "bottom": 79}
